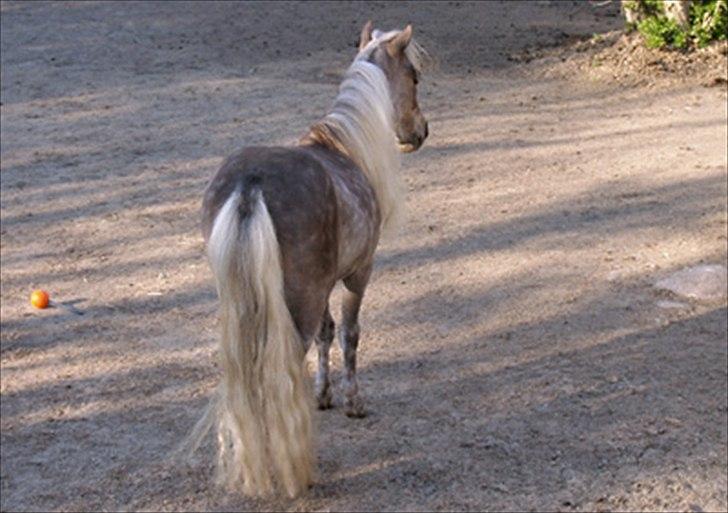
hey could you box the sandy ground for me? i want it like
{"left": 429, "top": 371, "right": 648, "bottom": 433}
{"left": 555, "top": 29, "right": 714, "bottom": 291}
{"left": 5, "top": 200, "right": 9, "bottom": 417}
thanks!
{"left": 1, "top": 1, "right": 727, "bottom": 511}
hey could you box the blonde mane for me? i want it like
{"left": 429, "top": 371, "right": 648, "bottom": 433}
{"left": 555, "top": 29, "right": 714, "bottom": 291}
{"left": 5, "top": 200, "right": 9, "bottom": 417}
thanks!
{"left": 303, "top": 29, "right": 427, "bottom": 235}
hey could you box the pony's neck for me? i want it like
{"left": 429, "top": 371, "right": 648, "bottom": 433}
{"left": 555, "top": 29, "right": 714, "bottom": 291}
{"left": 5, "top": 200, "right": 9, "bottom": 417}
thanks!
{"left": 301, "top": 59, "right": 402, "bottom": 234}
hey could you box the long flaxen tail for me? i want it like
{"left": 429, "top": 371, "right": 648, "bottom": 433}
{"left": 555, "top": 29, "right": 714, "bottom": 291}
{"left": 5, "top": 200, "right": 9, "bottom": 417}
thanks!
{"left": 200, "top": 186, "right": 314, "bottom": 497}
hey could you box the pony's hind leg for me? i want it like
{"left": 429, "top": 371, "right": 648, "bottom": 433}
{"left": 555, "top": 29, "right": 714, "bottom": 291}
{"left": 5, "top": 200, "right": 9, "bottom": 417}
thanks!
{"left": 339, "top": 266, "right": 372, "bottom": 418}
{"left": 314, "top": 306, "right": 335, "bottom": 409}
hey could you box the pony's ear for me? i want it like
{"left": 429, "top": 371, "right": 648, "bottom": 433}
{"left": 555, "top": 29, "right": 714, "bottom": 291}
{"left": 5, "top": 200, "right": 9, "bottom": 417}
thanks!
{"left": 359, "top": 20, "right": 374, "bottom": 51}
{"left": 387, "top": 24, "right": 413, "bottom": 57}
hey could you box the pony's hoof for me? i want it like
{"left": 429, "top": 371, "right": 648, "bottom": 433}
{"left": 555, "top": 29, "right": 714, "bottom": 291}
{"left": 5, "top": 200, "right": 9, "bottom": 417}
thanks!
{"left": 344, "top": 398, "right": 367, "bottom": 418}
{"left": 316, "top": 389, "right": 333, "bottom": 410}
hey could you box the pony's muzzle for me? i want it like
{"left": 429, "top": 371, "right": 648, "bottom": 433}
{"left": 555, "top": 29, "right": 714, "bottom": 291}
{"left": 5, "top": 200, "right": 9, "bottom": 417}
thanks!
{"left": 398, "top": 120, "right": 428, "bottom": 153}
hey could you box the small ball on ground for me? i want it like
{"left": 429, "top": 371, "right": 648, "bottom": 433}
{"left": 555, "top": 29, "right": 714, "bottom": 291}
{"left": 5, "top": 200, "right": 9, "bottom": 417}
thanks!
{"left": 30, "top": 289, "right": 50, "bottom": 309}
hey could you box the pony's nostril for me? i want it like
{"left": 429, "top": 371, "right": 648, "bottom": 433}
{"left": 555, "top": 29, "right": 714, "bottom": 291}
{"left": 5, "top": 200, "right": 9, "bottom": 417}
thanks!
{"left": 424, "top": 122, "right": 429, "bottom": 139}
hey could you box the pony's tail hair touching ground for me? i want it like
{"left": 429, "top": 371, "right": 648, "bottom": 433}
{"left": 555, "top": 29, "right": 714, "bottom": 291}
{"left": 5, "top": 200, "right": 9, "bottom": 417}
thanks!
{"left": 189, "top": 187, "right": 315, "bottom": 498}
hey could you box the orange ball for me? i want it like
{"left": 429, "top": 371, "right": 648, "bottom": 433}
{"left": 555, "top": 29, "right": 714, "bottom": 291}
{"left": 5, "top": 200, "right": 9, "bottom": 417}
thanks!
{"left": 30, "top": 289, "right": 50, "bottom": 309}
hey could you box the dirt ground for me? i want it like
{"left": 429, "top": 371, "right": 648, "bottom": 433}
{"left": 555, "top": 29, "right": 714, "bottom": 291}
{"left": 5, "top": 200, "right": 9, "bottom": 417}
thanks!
{"left": 1, "top": 1, "right": 727, "bottom": 511}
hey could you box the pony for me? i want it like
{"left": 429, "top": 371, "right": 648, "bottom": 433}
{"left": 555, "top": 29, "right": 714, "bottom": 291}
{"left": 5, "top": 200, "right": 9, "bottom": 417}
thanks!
{"left": 194, "top": 21, "right": 429, "bottom": 498}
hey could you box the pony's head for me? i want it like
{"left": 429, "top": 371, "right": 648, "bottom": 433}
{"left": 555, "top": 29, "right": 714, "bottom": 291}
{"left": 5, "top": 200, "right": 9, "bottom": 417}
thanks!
{"left": 358, "top": 22, "right": 429, "bottom": 153}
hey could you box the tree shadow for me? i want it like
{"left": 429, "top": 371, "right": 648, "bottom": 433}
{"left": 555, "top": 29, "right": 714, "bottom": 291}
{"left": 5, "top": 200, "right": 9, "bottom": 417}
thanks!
{"left": 0, "top": 282, "right": 217, "bottom": 359}
{"left": 378, "top": 171, "right": 726, "bottom": 272}
{"left": 298, "top": 302, "right": 727, "bottom": 511}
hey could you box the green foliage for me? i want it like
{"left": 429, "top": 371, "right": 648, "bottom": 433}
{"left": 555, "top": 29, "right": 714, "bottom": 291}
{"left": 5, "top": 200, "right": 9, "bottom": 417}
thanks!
{"left": 642, "top": 0, "right": 667, "bottom": 15}
{"left": 638, "top": 16, "right": 689, "bottom": 48}
{"left": 628, "top": 0, "right": 728, "bottom": 49}
{"left": 690, "top": 0, "right": 728, "bottom": 47}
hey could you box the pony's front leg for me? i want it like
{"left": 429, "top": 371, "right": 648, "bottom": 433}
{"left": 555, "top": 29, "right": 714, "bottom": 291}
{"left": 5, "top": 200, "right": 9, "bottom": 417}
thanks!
{"left": 340, "top": 267, "right": 371, "bottom": 418}
{"left": 314, "top": 307, "right": 335, "bottom": 409}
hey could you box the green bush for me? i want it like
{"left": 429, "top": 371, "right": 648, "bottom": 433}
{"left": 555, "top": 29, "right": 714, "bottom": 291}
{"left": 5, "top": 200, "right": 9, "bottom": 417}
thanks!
{"left": 631, "top": 0, "right": 728, "bottom": 49}
{"left": 690, "top": 0, "right": 728, "bottom": 47}
{"left": 638, "top": 16, "right": 689, "bottom": 48}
